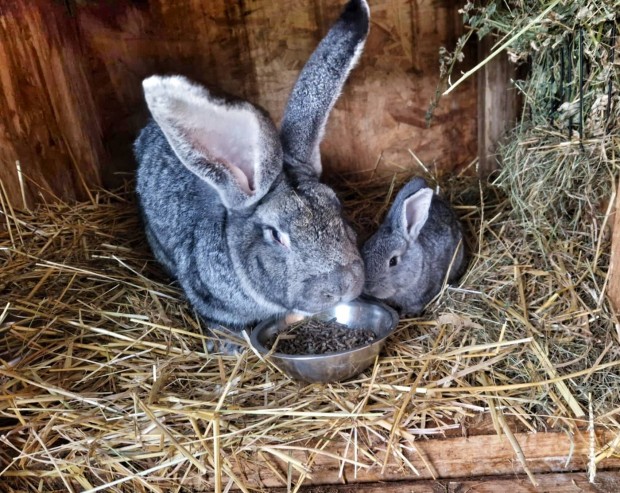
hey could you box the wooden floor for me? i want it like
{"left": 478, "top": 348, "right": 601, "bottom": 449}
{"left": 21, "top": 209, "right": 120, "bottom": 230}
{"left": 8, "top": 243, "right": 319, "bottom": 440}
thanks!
{"left": 235, "top": 429, "right": 620, "bottom": 491}
{"left": 273, "top": 471, "right": 620, "bottom": 492}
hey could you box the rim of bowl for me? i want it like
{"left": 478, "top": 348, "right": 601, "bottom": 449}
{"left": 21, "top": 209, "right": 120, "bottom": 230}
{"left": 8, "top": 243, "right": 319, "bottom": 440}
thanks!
{"left": 249, "top": 300, "right": 399, "bottom": 360}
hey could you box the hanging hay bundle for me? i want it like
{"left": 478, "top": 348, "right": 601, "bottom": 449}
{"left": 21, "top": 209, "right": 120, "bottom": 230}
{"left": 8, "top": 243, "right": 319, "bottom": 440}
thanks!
{"left": 448, "top": 0, "right": 620, "bottom": 238}
{"left": 1, "top": 1, "right": 620, "bottom": 491}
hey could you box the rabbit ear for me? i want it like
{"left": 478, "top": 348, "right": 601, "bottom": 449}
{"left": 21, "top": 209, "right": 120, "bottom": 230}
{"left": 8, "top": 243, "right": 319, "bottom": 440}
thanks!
{"left": 400, "top": 188, "right": 434, "bottom": 240}
{"left": 143, "top": 75, "right": 282, "bottom": 209}
{"left": 280, "top": 0, "right": 369, "bottom": 177}
{"left": 386, "top": 177, "right": 428, "bottom": 227}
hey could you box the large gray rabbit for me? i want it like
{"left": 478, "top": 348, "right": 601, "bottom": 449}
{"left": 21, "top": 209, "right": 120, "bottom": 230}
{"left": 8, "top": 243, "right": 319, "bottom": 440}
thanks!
{"left": 134, "top": 0, "right": 370, "bottom": 330}
{"left": 362, "top": 178, "right": 467, "bottom": 315}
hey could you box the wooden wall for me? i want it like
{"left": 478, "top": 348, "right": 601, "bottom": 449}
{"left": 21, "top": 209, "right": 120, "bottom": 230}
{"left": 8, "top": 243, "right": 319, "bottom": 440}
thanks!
{"left": 0, "top": 0, "right": 477, "bottom": 207}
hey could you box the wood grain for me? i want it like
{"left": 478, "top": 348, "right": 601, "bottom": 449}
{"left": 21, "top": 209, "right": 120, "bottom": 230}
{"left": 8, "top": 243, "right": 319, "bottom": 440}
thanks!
{"left": 229, "top": 429, "right": 620, "bottom": 489}
{"left": 477, "top": 36, "right": 518, "bottom": 177}
{"left": 271, "top": 471, "right": 620, "bottom": 492}
{"left": 0, "top": 1, "right": 103, "bottom": 207}
{"left": 0, "top": 0, "right": 479, "bottom": 206}
{"left": 608, "top": 176, "right": 620, "bottom": 311}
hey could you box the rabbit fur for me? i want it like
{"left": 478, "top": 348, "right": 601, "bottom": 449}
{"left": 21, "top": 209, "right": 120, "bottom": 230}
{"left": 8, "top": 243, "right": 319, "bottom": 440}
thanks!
{"left": 134, "top": 0, "right": 370, "bottom": 330}
{"left": 362, "top": 178, "right": 467, "bottom": 316}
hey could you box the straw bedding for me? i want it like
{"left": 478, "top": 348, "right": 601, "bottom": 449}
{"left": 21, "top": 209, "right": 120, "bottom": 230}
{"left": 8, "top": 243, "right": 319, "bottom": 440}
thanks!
{"left": 0, "top": 166, "right": 619, "bottom": 492}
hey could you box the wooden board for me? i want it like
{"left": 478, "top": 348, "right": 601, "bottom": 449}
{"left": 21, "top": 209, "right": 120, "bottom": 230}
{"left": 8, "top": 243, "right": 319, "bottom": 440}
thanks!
{"left": 0, "top": 1, "right": 103, "bottom": 206}
{"left": 608, "top": 176, "right": 620, "bottom": 311}
{"left": 477, "top": 36, "right": 518, "bottom": 177}
{"left": 271, "top": 471, "right": 620, "bottom": 492}
{"left": 226, "top": 429, "right": 620, "bottom": 489}
{"left": 0, "top": 0, "right": 478, "bottom": 207}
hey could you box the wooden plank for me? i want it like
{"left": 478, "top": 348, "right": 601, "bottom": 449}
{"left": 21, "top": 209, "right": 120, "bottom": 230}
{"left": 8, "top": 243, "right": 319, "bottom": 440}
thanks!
{"left": 271, "top": 471, "right": 620, "bottom": 492}
{"left": 0, "top": 1, "right": 478, "bottom": 206}
{"left": 477, "top": 35, "right": 518, "bottom": 177}
{"left": 608, "top": 176, "right": 620, "bottom": 311}
{"left": 0, "top": 1, "right": 103, "bottom": 207}
{"left": 233, "top": 430, "right": 620, "bottom": 489}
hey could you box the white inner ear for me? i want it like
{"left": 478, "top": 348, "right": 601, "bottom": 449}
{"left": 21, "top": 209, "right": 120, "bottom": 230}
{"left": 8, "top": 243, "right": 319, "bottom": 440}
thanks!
{"left": 182, "top": 103, "right": 260, "bottom": 193}
{"left": 402, "top": 188, "right": 433, "bottom": 239}
{"left": 145, "top": 77, "right": 260, "bottom": 194}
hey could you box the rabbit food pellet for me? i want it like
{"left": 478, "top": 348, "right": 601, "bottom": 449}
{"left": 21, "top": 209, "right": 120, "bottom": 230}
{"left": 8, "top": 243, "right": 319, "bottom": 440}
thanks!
{"left": 267, "top": 318, "right": 377, "bottom": 355}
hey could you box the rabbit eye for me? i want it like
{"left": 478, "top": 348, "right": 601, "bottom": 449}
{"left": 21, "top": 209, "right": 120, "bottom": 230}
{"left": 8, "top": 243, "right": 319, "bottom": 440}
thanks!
{"left": 269, "top": 227, "right": 282, "bottom": 244}
{"left": 265, "top": 227, "right": 290, "bottom": 249}
{"left": 389, "top": 256, "right": 399, "bottom": 267}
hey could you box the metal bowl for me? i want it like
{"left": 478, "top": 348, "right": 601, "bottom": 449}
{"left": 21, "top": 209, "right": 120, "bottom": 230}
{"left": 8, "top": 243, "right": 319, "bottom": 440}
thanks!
{"left": 250, "top": 299, "right": 399, "bottom": 383}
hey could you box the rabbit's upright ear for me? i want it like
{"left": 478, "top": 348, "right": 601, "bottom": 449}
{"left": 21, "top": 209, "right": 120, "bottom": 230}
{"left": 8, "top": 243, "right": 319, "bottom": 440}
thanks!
{"left": 280, "top": 0, "right": 369, "bottom": 177}
{"left": 401, "top": 188, "right": 433, "bottom": 240}
{"left": 143, "top": 76, "right": 282, "bottom": 209}
{"left": 388, "top": 178, "right": 433, "bottom": 240}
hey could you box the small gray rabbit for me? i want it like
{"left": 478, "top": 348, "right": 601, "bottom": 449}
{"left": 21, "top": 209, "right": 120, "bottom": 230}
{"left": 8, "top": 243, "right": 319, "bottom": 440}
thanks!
{"left": 362, "top": 178, "right": 467, "bottom": 316}
{"left": 134, "top": 0, "right": 370, "bottom": 331}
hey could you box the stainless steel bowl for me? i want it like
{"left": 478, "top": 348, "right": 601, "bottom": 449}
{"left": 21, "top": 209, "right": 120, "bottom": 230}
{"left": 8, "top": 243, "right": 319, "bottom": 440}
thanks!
{"left": 250, "top": 299, "right": 399, "bottom": 383}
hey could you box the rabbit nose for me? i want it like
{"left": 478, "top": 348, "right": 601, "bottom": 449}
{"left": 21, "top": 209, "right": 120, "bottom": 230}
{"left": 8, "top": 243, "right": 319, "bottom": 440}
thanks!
{"left": 320, "top": 289, "right": 339, "bottom": 302}
{"left": 327, "top": 265, "right": 364, "bottom": 302}
{"left": 316, "top": 277, "right": 349, "bottom": 304}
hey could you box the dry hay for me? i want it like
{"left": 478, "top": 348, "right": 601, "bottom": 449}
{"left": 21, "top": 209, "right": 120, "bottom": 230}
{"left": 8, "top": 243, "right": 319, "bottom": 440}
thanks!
{"left": 449, "top": 0, "right": 620, "bottom": 240}
{"left": 0, "top": 166, "right": 619, "bottom": 492}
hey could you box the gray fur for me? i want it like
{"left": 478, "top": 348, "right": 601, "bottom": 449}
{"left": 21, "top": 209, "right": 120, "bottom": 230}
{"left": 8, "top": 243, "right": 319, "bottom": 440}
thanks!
{"left": 280, "top": 0, "right": 369, "bottom": 176}
{"left": 362, "top": 178, "right": 468, "bottom": 316}
{"left": 134, "top": 0, "right": 369, "bottom": 330}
